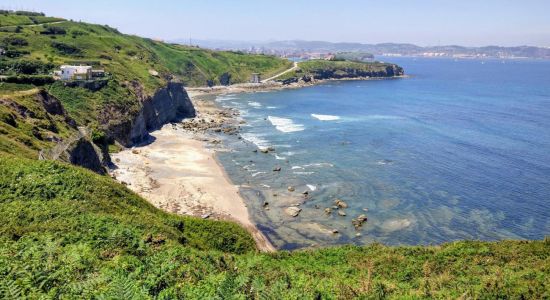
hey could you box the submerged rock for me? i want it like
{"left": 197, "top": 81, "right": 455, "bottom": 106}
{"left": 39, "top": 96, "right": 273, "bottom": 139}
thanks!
{"left": 335, "top": 199, "right": 348, "bottom": 209}
{"left": 324, "top": 208, "right": 332, "bottom": 215}
{"left": 273, "top": 166, "right": 281, "bottom": 172}
{"left": 285, "top": 206, "right": 302, "bottom": 217}
{"left": 338, "top": 211, "right": 347, "bottom": 217}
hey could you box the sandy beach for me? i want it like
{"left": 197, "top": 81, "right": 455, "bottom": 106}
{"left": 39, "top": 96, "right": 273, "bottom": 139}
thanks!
{"left": 110, "top": 92, "right": 275, "bottom": 252}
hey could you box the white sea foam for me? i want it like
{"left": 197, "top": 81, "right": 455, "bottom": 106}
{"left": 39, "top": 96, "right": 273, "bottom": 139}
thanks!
{"left": 293, "top": 171, "right": 315, "bottom": 175}
{"left": 267, "top": 116, "right": 304, "bottom": 133}
{"left": 311, "top": 114, "right": 340, "bottom": 121}
{"left": 266, "top": 106, "right": 277, "bottom": 109}
{"left": 303, "top": 162, "right": 334, "bottom": 168}
{"left": 251, "top": 172, "right": 267, "bottom": 177}
{"left": 363, "top": 115, "right": 404, "bottom": 120}
{"left": 216, "top": 95, "right": 238, "bottom": 102}
{"left": 248, "top": 101, "right": 262, "bottom": 108}
{"left": 307, "top": 184, "right": 317, "bottom": 191}
{"left": 274, "top": 154, "right": 286, "bottom": 160}
{"left": 240, "top": 133, "right": 270, "bottom": 149}
{"left": 291, "top": 166, "right": 303, "bottom": 170}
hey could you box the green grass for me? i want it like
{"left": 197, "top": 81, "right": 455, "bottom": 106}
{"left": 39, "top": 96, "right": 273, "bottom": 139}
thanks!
{"left": 0, "top": 154, "right": 548, "bottom": 299}
{"left": 277, "top": 59, "right": 403, "bottom": 81}
{"left": 0, "top": 12, "right": 291, "bottom": 156}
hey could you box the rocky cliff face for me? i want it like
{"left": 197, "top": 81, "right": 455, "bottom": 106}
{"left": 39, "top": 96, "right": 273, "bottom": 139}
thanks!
{"left": 107, "top": 82, "right": 196, "bottom": 147}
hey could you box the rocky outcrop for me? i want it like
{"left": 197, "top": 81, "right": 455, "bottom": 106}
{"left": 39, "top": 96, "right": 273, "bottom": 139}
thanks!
{"left": 35, "top": 90, "right": 76, "bottom": 127}
{"left": 310, "top": 64, "right": 404, "bottom": 79}
{"left": 40, "top": 127, "right": 106, "bottom": 174}
{"left": 108, "top": 82, "right": 196, "bottom": 147}
{"left": 279, "top": 63, "right": 404, "bottom": 85}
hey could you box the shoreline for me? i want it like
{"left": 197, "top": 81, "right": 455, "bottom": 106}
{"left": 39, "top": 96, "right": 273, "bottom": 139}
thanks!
{"left": 109, "top": 76, "right": 402, "bottom": 252}
{"left": 186, "top": 75, "right": 407, "bottom": 97}
{"left": 109, "top": 93, "right": 276, "bottom": 252}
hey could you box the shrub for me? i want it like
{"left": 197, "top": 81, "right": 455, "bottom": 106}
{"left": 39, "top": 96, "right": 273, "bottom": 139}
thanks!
{"left": 2, "top": 36, "right": 28, "bottom": 46}
{"left": 51, "top": 41, "right": 81, "bottom": 55}
{"left": 2, "top": 75, "right": 55, "bottom": 85}
{"left": 0, "top": 60, "right": 54, "bottom": 75}
{"left": 42, "top": 26, "right": 67, "bottom": 35}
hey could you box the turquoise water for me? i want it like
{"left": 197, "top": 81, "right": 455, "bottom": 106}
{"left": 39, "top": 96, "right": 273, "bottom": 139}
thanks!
{"left": 216, "top": 58, "right": 550, "bottom": 249}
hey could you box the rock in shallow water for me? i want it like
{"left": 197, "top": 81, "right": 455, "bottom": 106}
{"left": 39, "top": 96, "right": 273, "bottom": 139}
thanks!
{"left": 335, "top": 199, "right": 348, "bottom": 208}
{"left": 285, "top": 206, "right": 302, "bottom": 217}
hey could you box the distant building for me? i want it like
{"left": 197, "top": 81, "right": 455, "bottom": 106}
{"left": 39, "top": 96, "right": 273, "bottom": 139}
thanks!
{"left": 55, "top": 65, "right": 105, "bottom": 81}
{"left": 251, "top": 73, "right": 261, "bottom": 83}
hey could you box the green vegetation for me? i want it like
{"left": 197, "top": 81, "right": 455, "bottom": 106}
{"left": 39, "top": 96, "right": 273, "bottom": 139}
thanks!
{"left": 277, "top": 60, "right": 404, "bottom": 82}
{"left": 1, "top": 12, "right": 548, "bottom": 299}
{"left": 0, "top": 11, "right": 291, "bottom": 157}
{"left": 0, "top": 155, "right": 548, "bottom": 298}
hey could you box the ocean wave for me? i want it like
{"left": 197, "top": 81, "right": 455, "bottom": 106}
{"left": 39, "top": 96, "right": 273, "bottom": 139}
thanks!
{"left": 311, "top": 114, "right": 340, "bottom": 121}
{"left": 363, "top": 115, "right": 404, "bottom": 121}
{"left": 274, "top": 154, "right": 286, "bottom": 160}
{"left": 303, "top": 162, "right": 334, "bottom": 168}
{"left": 240, "top": 133, "right": 270, "bottom": 149}
{"left": 307, "top": 184, "right": 317, "bottom": 191}
{"left": 266, "top": 106, "right": 278, "bottom": 109}
{"left": 267, "top": 116, "right": 305, "bottom": 133}
{"left": 216, "top": 95, "right": 238, "bottom": 102}
{"left": 291, "top": 166, "right": 303, "bottom": 170}
{"left": 251, "top": 172, "right": 267, "bottom": 177}
{"left": 248, "top": 101, "right": 262, "bottom": 108}
{"left": 293, "top": 171, "right": 315, "bottom": 175}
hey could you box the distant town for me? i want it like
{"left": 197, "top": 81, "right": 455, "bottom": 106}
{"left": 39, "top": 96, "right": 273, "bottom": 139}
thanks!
{"left": 173, "top": 39, "right": 550, "bottom": 60}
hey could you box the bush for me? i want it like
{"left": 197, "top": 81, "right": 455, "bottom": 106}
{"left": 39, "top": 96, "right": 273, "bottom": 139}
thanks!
{"left": 0, "top": 60, "right": 54, "bottom": 75}
{"left": 2, "top": 75, "right": 55, "bottom": 85}
{"left": 2, "top": 36, "right": 28, "bottom": 46}
{"left": 14, "top": 11, "right": 45, "bottom": 16}
{"left": 42, "top": 26, "right": 67, "bottom": 35}
{"left": 51, "top": 41, "right": 81, "bottom": 55}
{"left": 3, "top": 49, "right": 30, "bottom": 58}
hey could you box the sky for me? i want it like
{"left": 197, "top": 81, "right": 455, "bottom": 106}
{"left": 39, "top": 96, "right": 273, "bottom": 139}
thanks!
{"left": 1, "top": 0, "right": 549, "bottom": 47}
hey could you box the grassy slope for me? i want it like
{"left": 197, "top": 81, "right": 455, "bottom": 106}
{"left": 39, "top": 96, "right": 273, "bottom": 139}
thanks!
{"left": 0, "top": 12, "right": 291, "bottom": 157}
{"left": 277, "top": 59, "right": 402, "bottom": 81}
{"left": 1, "top": 154, "right": 548, "bottom": 299}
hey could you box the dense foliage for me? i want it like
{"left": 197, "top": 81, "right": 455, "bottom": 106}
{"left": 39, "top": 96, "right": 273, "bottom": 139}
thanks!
{"left": 276, "top": 60, "right": 403, "bottom": 82}
{"left": 0, "top": 155, "right": 548, "bottom": 299}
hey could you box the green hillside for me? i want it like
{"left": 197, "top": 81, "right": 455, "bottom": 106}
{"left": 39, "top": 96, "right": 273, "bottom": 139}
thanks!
{"left": 1, "top": 11, "right": 548, "bottom": 299}
{"left": 0, "top": 11, "right": 291, "bottom": 158}
{"left": 1, "top": 154, "right": 548, "bottom": 299}
{"left": 277, "top": 60, "right": 404, "bottom": 82}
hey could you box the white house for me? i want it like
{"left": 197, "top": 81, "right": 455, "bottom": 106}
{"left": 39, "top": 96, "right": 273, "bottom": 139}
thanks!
{"left": 57, "top": 65, "right": 92, "bottom": 80}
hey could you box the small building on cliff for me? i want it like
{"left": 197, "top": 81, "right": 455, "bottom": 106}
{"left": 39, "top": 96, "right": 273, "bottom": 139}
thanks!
{"left": 55, "top": 65, "right": 105, "bottom": 81}
{"left": 250, "top": 73, "right": 261, "bottom": 83}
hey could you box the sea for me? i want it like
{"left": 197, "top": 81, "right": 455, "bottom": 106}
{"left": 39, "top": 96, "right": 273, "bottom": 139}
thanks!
{"left": 213, "top": 57, "right": 550, "bottom": 250}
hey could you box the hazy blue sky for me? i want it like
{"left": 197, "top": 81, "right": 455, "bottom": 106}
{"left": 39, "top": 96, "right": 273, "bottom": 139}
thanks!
{"left": 1, "top": 0, "right": 549, "bottom": 46}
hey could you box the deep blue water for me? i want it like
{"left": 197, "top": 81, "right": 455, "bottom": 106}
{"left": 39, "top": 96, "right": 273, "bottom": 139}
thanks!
{"left": 216, "top": 57, "right": 550, "bottom": 249}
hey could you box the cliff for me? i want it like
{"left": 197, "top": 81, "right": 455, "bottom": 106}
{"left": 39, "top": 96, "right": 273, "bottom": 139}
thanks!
{"left": 106, "top": 82, "right": 196, "bottom": 147}
{"left": 276, "top": 60, "right": 404, "bottom": 84}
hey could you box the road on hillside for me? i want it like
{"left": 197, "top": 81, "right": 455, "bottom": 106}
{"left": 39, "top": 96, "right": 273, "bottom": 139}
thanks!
{"left": 261, "top": 61, "right": 298, "bottom": 83}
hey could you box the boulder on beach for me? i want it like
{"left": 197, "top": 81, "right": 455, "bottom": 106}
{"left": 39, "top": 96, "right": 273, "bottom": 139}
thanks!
{"left": 324, "top": 208, "right": 332, "bottom": 215}
{"left": 338, "top": 210, "right": 347, "bottom": 217}
{"left": 287, "top": 186, "right": 295, "bottom": 192}
{"left": 285, "top": 206, "right": 302, "bottom": 217}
